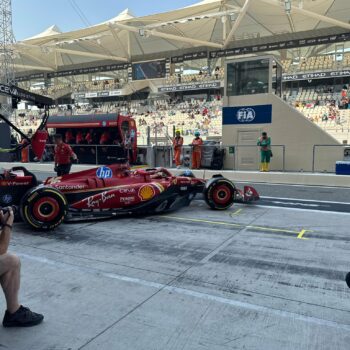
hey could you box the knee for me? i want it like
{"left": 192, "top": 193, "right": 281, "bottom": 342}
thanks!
{"left": 5, "top": 254, "right": 21, "bottom": 271}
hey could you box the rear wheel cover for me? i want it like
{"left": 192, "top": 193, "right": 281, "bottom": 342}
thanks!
{"left": 21, "top": 187, "right": 68, "bottom": 230}
{"left": 204, "top": 179, "right": 235, "bottom": 210}
{"left": 32, "top": 197, "right": 60, "bottom": 222}
{"left": 212, "top": 184, "right": 231, "bottom": 205}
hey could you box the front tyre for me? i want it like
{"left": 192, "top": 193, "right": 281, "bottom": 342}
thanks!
{"left": 20, "top": 186, "right": 68, "bottom": 230}
{"left": 204, "top": 178, "right": 236, "bottom": 210}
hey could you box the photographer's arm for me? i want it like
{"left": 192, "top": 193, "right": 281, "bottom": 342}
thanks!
{"left": 0, "top": 209, "right": 14, "bottom": 255}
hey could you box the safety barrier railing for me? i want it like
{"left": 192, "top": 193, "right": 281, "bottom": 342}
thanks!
{"left": 312, "top": 144, "right": 350, "bottom": 173}
{"left": 155, "top": 144, "right": 286, "bottom": 171}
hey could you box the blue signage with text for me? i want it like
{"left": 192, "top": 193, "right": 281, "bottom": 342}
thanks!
{"left": 223, "top": 104, "right": 272, "bottom": 125}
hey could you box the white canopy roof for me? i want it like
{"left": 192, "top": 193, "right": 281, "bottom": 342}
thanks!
{"left": 12, "top": 0, "right": 350, "bottom": 75}
{"left": 24, "top": 25, "right": 62, "bottom": 41}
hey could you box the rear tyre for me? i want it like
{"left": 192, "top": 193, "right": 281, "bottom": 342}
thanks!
{"left": 20, "top": 187, "right": 68, "bottom": 230}
{"left": 204, "top": 177, "right": 235, "bottom": 210}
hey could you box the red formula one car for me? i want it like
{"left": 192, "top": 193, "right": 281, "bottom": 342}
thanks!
{"left": 0, "top": 164, "right": 259, "bottom": 230}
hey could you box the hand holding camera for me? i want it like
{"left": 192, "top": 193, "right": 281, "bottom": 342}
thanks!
{"left": 0, "top": 206, "right": 15, "bottom": 229}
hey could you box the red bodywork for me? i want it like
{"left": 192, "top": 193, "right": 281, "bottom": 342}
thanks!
{"left": 44, "top": 165, "right": 206, "bottom": 211}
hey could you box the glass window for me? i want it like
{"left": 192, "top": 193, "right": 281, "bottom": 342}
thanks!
{"left": 227, "top": 59, "right": 269, "bottom": 96}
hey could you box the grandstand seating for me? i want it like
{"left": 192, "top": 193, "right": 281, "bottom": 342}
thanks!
{"left": 281, "top": 53, "right": 350, "bottom": 74}
{"left": 13, "top": 89, "right": 350, "bottom": 144}
{"left": 165, "top": 68, "right": 224, "bottom": 85}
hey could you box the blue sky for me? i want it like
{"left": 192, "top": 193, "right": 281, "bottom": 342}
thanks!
{"left": 13, "top": 0, "right": 199, "bottom": 40}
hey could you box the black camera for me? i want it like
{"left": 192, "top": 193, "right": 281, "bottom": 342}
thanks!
{"left": 0, "top": 205, "right": 17, "bottom": 215}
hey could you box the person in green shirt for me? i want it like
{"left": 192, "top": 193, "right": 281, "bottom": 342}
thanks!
{"left": 257, "top": 132, "right": 271, "bottom": 172}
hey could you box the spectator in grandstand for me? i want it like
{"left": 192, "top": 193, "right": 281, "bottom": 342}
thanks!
{"left": 177, "top": 73, "right": 181, "bottom": 84}
{"left": 173, "top": 130, "right": 184, "bottom": 168}
{"left": 54, "top": 134, "right": 78, "bottom": 176}
{"left": 0, "top": 208, "right": 44, "bottom": 328}
{"left": 215, "top": 66, "right": 220, "bottom": 80}
{"left": 341, "top": 85, "right": 348, "bottom": 98}
{"left": 191, "top": 131, "right": 203, "bottom": 170}
{"left": 257, "top": 132, "right": 272, "bottom": 172}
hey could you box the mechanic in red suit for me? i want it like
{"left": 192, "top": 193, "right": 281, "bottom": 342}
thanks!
{"left": 173, "top": 130, "right": 183, "bottom": 168}
{"left": 0, "top": 208, "right": 44, "bottom": 327}
{"left": 191, "top": 131, "right": 203, "bottom": 169}
{"left": 65, "top": 129, "right": 74, "bottom": 144}
{"left": 54, "top": 134, "right": 77, "bottom": 176}
{"left": 100, "top": 130, "right": 111, "bottom": 145}
{"left": 85, "top": 129, "right": 94, "bottom": 144}
{"left": 76, "top": 131, "right": 84, "bottom": 144}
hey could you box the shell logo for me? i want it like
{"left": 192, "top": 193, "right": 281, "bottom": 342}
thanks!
{"left": 139, "top": 185, "right": 155, "bottom": 201}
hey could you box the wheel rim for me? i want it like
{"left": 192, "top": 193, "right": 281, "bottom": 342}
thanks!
{"left": 32, "top": 197, "right": 60, "bottom": 222}
{"left": 212, "top": 184, "right": 231, "bottom": 205}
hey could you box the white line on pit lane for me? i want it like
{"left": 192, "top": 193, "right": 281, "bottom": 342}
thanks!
{"left": 254, "top": 205, "right": 350, "bottom": 215}
{"left": 268, "top": 201, "right": 322, "bottom": 208}
{"left": 261, "top": 196, "right": 350, "bottom": 205}
{"left": 17, "top": 252, "right": 350, "bottom": 332}
{"left": 235, "top": 181, "right": 350, "bottom": 190}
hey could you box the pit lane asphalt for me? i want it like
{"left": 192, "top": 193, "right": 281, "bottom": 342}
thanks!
{"left": 1, "top": 198, "right": 349, "bottom": 350}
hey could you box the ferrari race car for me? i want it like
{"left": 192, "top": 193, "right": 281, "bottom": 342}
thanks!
{"left": 0, "top": 164, "right": 259, "bottom": 230}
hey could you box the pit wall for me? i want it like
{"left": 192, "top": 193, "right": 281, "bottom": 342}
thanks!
{"left": 222, "top": 93, "right": 342, "bottom": 172}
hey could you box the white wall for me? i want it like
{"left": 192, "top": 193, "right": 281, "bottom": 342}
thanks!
{"left": 222, "top": 93, "right": 342, "bottom": 172}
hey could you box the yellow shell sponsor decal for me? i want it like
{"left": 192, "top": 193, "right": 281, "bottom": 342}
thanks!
{"left": 139, "top": 185, "right": 156, "bottom": 201}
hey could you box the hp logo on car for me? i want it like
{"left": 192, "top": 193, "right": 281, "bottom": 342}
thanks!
{"left": 236, "top": 108, "right": 256, "bottom": 123}
{"left": 96, "top": 166, "right": 113, "bottom": 179}
{"left": 2, "top": 194, "right": 12, "bottom": 204}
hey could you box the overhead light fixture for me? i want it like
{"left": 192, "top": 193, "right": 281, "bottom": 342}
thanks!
{"left": 284, "top": 0, "right": 292, "bottom": 14}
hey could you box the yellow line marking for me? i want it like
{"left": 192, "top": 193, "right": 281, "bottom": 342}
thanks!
{"left": 160, "top": 215, "right": 243, "bottom": 228}
{"left": 297, "top": 229, "right": 312, "bottom": 240}
{"left": 230, "top": 209, "right": 242, "bottom": 217}
{"left": 159, "top": 215, "right": 311, "bottom": 240}
{"left": 246, "top": 225, "right": 299, "bottom": 235}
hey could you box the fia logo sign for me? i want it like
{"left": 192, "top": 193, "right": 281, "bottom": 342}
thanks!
{"left": 96, "top": 166, "right": 113, "bottom": 179}
{"left": 236, "top": 108, "right": 256, "bottom": 123}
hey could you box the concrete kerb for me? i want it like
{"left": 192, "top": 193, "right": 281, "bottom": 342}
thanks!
{"left": 1, "top": 162, "right": 349, "bottom": 188}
